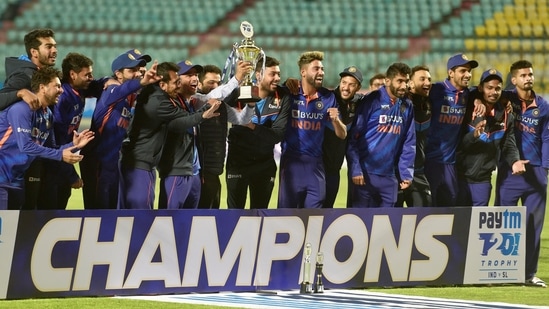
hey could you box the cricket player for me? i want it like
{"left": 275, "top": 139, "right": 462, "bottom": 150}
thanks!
{"left": 495, "top": 60, "right": 549, "bottom": 288}
{"left": 277, "top": 51, "right": 346, "bottom": 209}
{"left": 0, "top": 67, "right": 94, "bottom": 209}
{"left": 347, "top": 62, "right": 416, "bottom": 208}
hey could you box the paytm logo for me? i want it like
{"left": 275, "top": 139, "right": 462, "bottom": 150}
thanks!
{"left": 479, "top": 210, "right": 521, "bottom": 229}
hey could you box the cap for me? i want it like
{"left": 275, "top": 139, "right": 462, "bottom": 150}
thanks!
{"left": 177, "top": 60, "right": 203, "bottom": 75}
{"left": 125, "top": 49, "right": 151, "bottom": 63}
{"left": 339, "top": 66, "right": 363, "bottom": 84}
{"left": 111, "top": 52, "right": 147, "bottom": 73}
{"left": 446, "top": 53, "right": 479, "bottom": 70}
{"left": 480, "top": 68, "right": 503, "bottom": 83}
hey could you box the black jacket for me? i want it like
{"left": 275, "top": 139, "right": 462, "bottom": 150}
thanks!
{"left": 198, "top": 103, "right": 228, "bottom": 176}
{"left": 120, "top": 85, "right": 206, "bottom": 171}
{"left": 457, "top": 90, "right": 520, "bottom": 182}
{"left": 0, "top": 57, "right": 37, "bottom": 110}
{"left": 323, "top": 87, "right": 363, "bottom": 174}
{"left": 226, "top": 86, "right": 291, "bottom": 168}
{"left": 158, "top": 95, "right": 209, "bottom": 177}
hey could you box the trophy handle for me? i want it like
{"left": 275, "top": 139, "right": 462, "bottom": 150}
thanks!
{"left": 256, "top": 49, "right": 266, "bottom": 82}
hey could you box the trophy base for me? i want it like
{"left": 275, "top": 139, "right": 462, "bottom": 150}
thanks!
{"left": 300, "top": 282, "right": 313, "bottom": 294}
{"left": 314, "top": 283, "right": 324, "bottom": 293}
{"left": 238, "top": 85, "right": 261, "bottom": 103}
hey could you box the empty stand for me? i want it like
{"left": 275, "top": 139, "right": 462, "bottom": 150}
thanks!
{"left": 0, "top": 0, "right": 547, "bottom": 94}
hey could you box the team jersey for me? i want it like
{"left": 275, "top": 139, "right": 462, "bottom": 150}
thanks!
{"left": 347, "top": 86, "right": 415, "bottom": 180}
{"left": 506, "top": 89, "right": 549, "bottom": 168}
{"left": 426, "top": 80, "right": 470, "bottom": 164}
{"left": 48, "top": 82, "right": 97, "bottom": 183}
{"left": 0, "top": 102, "right": 70, "bottom": 188}
{"left": 282, "top": 86, "right": 337, "bottom": 158}
{"left": 85, "top": 79, "right": 141, "bottom": 163}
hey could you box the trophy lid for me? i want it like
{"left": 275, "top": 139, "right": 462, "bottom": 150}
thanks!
{"left": 240, "top": 21, "right": 254, "bottom": 38}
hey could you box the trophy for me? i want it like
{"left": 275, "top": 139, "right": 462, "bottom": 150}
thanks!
{"left": 300, "top": 242, "right": 313, "bottom": 294}
{"left": 234, "top": 21, "right": 265, "bottom": 103}
{"left": 314, "top": 252, "right": 324, "bottom": 293}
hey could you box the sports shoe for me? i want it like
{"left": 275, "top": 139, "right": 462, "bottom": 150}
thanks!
{"left": 526, "top": 276, "right": 547, "bottom": 288}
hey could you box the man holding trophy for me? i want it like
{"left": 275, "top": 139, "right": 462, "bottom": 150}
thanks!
{"left": 223, "top": 21, "right": 265, "bottom": 104}
{"left": 225, "top": 55, "right": 291, "bottom": 209}
{"left": 221, "top": 22, "right": 290, "bottom": 209}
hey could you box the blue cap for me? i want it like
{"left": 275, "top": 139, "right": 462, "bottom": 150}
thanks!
{"left": 447, "top": 53, "right": 478, "bottom": 70}
{"left": 177, "top": 60, "right": 203, "bottom": 75}
{"left": 339, "top": 66, "right": 363, "bottom": 84}
{"left": 111, "top": 52, "right": 147, "bottom": 73}
{"left": 480, "top": 68, "right": 503, "bottom": 83}
{"left": 125, "top": 49, "right": 151, "bottom": 63}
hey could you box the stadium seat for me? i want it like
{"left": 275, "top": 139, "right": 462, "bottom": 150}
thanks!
{"left": 1, "top": 0, "right": 547, "bottom": 92}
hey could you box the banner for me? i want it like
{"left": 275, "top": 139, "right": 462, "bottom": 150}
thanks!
{"left": 0, "top": 207, "right": 525, "bottom": 299}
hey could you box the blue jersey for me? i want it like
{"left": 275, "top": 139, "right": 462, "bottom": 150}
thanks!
{"left": 86, "top": 79, "right": 141, "bottom": 164}
{"left": 426, "top": 80, "right": 470, "bottom": 164}
{"left": 0, "top": 102, "right": 70, "bottom": 188}
{"left": 282, "top": 87, "right": 337, "bottom": 158}
{"left": 347, "top": 86, "right": 416, "bottom": 180}
{"left": 53, "top": 83, "right": 87, "bottom": 145}
{"left": 506, "top": 89, "right": 549, "bottom": 168}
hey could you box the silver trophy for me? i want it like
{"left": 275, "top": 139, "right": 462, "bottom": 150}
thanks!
{"left": 314, "top": 252, "right": 324, "bottom": 293}
{"left": 300, "top": 242, "right": 313, "bottom": 293}
{"left": 234, "top": 21, "right": 265, "bottom": 103}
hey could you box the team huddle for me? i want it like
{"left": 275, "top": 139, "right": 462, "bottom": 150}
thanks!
{"left": 0, "top": 28, "right": 547, "bottom": 287}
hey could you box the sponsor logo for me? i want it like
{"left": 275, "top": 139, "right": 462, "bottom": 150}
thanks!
{"left": 378, "top": 115, "right": 403, "bottom": 124}
{"left": 16, "top": 127, "right": 31, "bottom": 134}
{"left": 476, "top": 209, "right": 522, "bottom": 277}
{"left": 516, "top": 115, "right": 539, "bottom": 125}
{"left": 479, "top": 210, "right": 521, "bottom": 229}
{"left": 444, "top": 96, "right": 454, "bottom": 103}
{"left": 31, "top": 128, "right": 49, "bottom": 141}
{"left": 70, "top": 115, "right": 81, "bottom": 125}
{"left": 440, "top": 105, "right": 466, "bottom": 114}
{"left": 291, "top": 110, "right": 324, "bottom": 120}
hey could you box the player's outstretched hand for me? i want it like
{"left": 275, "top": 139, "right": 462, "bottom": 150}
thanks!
{"left": 140, "top": 61, "right": 162, "bottom": 85}
{"left": 202, "top": 99, "right": 221, "bottom": 119}
{"left": 72, "top": 129, "right": 95, "bottom": 148}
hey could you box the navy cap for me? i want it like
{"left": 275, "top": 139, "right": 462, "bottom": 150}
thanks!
{"left": 339, "top": 66, "right": 363, "bottom": 84}
{"left": 125, "top": 49, "right": 151, "bottom": 63}
{"left": 447, "top": 53, "right": 479, "bottom": 70}
{"left": 111, "top": 52, "right": 147, "bottom": 73}
{"left": 177, "top": 60, "right": 203, "bottom": 75}
{"left": 480, "top": 68, "right": 503, "bottom": 83}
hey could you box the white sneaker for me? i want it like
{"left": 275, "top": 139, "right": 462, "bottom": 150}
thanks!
{"left": 526, "top": 276, "right": 547, "bottom": 288}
